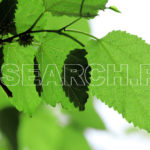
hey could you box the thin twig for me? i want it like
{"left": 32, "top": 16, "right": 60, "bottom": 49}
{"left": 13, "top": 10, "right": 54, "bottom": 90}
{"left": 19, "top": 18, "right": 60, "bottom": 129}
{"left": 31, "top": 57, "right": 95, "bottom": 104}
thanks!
{"left": 59, "top": 32, "right": 85, "bottom": 47}
{"left": 1, "top": 31, "right": 26, "bottom": 43}
{"left": 65, "top": 29, "right": 99, "bottom": 40}
{"left": 80, "top": 0, "right": 85, "bottom": 16}
{"left": 1, "top": 29, "right": 85, "bottom": 47}
{"left": 27, "top": 11, "right": 45, "bottom": 32}
{"left": 59, "top": 17, "right": 81, "bottom": 32}
{"left": 59, "top": 0, "right": 85, "bottom": 32}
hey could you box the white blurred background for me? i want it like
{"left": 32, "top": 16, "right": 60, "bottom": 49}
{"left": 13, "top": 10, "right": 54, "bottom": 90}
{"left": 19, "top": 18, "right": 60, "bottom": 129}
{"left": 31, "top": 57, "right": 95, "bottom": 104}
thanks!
{"left": 87, "top": 0, "right": 150, "bottom": 149}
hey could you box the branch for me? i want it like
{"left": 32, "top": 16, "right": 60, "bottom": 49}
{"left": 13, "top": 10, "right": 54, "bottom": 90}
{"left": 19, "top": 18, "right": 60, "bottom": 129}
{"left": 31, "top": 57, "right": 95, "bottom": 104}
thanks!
{"left": 1, "top": 29, "right": 85, "bottom": 47}
{"left": 0, "top": 0, "right": 87, "bottom": 47}
{"left": 1, "top": 27, "right": 99, "bottom": 47}
{"left": 31, "top": 30, "right": 85, "bottom": 47}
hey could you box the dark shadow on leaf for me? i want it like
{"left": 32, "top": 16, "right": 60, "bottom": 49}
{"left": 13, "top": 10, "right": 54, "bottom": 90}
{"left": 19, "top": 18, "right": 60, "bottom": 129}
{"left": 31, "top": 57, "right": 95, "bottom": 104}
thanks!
{"left": 0, "top": 0, "right": 18, "bottom": 35}
{"left": 62, "top": 49, "right": 91, "bottom": 111}
{"left": 34, "top": 56, "right": 43, "bottom": 96}
{"left": 0, "top": 47, "right": 4, "bottom": 78}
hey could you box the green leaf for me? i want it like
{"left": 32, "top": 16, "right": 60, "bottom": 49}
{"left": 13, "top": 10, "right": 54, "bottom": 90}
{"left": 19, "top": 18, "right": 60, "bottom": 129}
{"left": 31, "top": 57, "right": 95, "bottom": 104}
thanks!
{"left": 109, "top": 6, "right": 121, "bottom": 13}
{"left": 58, "top": 126, "right": 91, "bottom": 150}
{"left": 0, "top": 131, "right": 12, "bottom": 150}
{"left": 18, "top": 106, "right": 62, "bottom": 150}
{"left": 18, "top": 105, "right": 91, "bottom": 150}
{"left": 44, "top": 0, "right": 108, "bottom": 18}
{"left": 36, "top": 34, "right": 80, "bottom": 110}
{"left": 62, "top": 49, "right": 91, "bottom": 111}
{"left": 0, "top": 107, "right": 19, "bottom": 150}
{"left": 86, "top": 31, "right": 150, "bottom": 132}
{"left": 0, "top": 88, "right": 11, "bottom": 110}
{"left": 0, "top": 47, "right": 12, "bottom": 97}
{"left": 2, "top": 43, "right": 41, "bottom": 114}
{"left": 65, "top": 98, "right": 106, "bottom": 130}
{"left": 36, "top": 15, "right": 90, "bottom": 110}
{"left": 15, "top": 0, "right": 44, "bottom": 33}
{"left": 0, "top": 45, "right": 11, "bottom": 107}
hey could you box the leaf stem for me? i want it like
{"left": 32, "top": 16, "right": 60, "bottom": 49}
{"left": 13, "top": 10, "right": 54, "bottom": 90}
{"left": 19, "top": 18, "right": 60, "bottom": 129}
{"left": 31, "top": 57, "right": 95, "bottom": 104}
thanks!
{"left": 27, "top": 11, "right": 45, "bottom": 32}
{"left": 58, "top": 0, "right": 85, "bottom": 32}
{"left": 80, "top": 0, "right": 85, "bottom": 15}
{"left": 65, "top": 29, "right": 99, "bottom": 40}
{"left": 59, "top": 17, "right": 81, "bottom": 32}
{"left": 1, "top": 28, "right": 98, "bottom": 47}
{"left": 59, "top": 32, "right": 85, "bottom": 47}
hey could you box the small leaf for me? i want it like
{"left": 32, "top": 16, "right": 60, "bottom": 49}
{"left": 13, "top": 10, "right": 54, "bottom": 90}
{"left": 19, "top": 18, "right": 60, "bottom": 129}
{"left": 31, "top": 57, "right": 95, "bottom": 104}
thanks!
{"left": 109, "top": 6, "right": 121, "bottom": 13}
{"left": 62, "top": 49, "right": 91, "bottom": 111}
